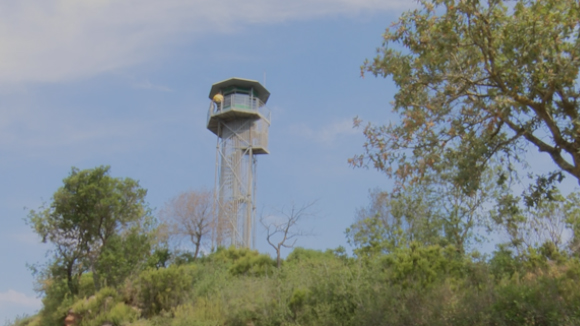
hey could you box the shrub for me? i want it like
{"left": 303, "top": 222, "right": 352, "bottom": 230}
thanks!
{"left": 36, "top": 278, "right": 76, "bottom": 326}
{"left": 78, "top": 273, "right": 96, "bottom": 298}
{"left": 132, "top": 265, "right": 198, "bottom": 316}
{"left": 170, "top": 303, "right": 222, "bottom": 326}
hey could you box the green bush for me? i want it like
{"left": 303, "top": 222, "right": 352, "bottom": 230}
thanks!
{"left": 17, "top": 245, "right": 580, "bottom": 326}
{"left": 132, "top": 265, "right": 198, "bottom": 316}
{"left": 60, "top": 287, "right": 139, "bottom": 326}
{"left": 71, "top": 287, "right": 119, "bottom": 317}
{"left": 381, "top": 243, "right": 467, "bottom": 289}
{"left": 78, "top": 273, "right": 96, "bottom": 298}
{"left": 229, "top": 253, "right": 276, "bottom": 277}
{"left": 4, "top": 315, "right": 41, "bottom": 326}
{"left": 36, "top": 278, "right": 76, "bottom": 326}
{"left": 170, "top": 303, "right": 222, "bottom": 326}
{"left": 205, "top": 247, "right": 276, "bottom": 277}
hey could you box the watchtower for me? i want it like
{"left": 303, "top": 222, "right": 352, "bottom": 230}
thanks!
{"left": 207, "top": 77, "right": 271, "bottom": 248}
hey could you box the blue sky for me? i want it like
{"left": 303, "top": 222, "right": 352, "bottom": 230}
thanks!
{"left": 0, "top": 0, "right": 414, "bottom": 322}
{"left": 3, "top": 0, "right": 579, "bottom": 323}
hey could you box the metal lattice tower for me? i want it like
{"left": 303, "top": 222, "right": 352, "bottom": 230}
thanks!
{"left": 207, "top": 78, "right": 271, "bottom": 248}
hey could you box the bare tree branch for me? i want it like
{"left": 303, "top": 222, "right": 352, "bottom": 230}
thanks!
{"left": 260, "top": 201, "right": 317, "bottom": 268}
{"left": 160, "top": 189, "right": 214, "bottom": 260}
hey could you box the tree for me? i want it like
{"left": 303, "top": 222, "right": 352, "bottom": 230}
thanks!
{"left": 159, "top": 189, "right": 214, "bottom": 260}
{"left": 347, "top": 187, "right": 442, "bottom": 257}
{"left": 27, "top": 166, "right": 152, "bottom": 294}
{"left": 353, "top": 0, "right": 580, "bottom": 194}
{"left": 260, "top": 202, "right": 316, "bottom": 268}
{"left": 493, "top": 188, "right": 580, "bottom": 256}
{"left": 347, "top": 167, "right": 500, "bottom": 256}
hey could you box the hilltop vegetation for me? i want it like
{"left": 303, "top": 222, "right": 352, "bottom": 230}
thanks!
{"left": 9, "top": 164, "right": 580, "bottom": 326}
{"left": 10, "top": 243, "right": 580, "bottom": 326}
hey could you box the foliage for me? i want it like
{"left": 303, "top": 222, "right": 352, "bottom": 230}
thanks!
{"left": 347, "top": 187, "right": 443, "bottom": 257}
{"left": 493, "top": 189, "right": 580, "bottom": 255}
{"left": 34, "top": 278, "right": 76, "bottom": 326}
{"left": 353, "top": 0, "right": 580, "bottom": 193}
{"left": 208, "top": 246, "right": 276, "bottom": 276}
{"left": 71, "top": 287, "right": 140, "bottom": 326}
{"left": 27, "top": 166, "right": 154, "bottom": 294}
{"left": 97, "top": 228, "right": 153, "bottom": 288}
{"left": 130, "top": 264, "right": 198, "bottom": 317}
{"left": 12, "top": 243, "right": 580, "bottom": 326}
{"left": 5, "top": 315, "right": 41, "bottom": 326}
{"left": 347, "top": 170, "right": 501, "bottom": 256}
{"left": 170, "top": 303, "right": 222, "bottom": 326}
{"left": 381, "top": 242, "right": 466, "bottom": 289}
{"left": 341, "top": 1, "right": 580, "bottom": 321}
{"left": 285, "top": 247, "right": 341, "bottom": 264}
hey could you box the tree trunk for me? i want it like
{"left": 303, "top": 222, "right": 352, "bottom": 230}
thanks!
{"left": 89, "top": 254, "right": 101, "bottom": 292}
{"left": 193, "top": 234, "right": 201, "bottom": 260}
{"left": 66, "top": 259, "right": 77, "bottom": 295}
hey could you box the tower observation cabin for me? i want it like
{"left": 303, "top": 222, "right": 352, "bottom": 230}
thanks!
{"left": 207, "top": 77, "right": 271, "bottom": 248}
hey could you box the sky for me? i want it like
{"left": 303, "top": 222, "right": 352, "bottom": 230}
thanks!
{"left": 2, "top": 0, "right": 579, "bottom": 324}
{"left": 0, "top": 0, "right": 416, "bottom": 322}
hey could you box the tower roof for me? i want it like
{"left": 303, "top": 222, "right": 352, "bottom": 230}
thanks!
{"left": 208, "top": 77, "right": 270, "bottom": 103}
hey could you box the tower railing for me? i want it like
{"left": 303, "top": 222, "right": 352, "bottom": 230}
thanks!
{"left": 208, "top": 93, "right": 271, "bottom": 124}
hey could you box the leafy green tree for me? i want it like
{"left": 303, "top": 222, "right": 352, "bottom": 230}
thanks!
{"left": 348, "top": 167, "right": 501, "bottom": 255}
{"left": 27, "top": 166, "right": 152, "bottom": 294}
{"left": 96, "top": 225, "right": 154, "bottom": 288}
{"left": 353, "top": 0, "right": 580, "bottom": 193}
{"left": 493, "top": 189, "right": 580, "bottom": 255}
{"left": 347, "top": 187, "right": 442, "bottom": 257}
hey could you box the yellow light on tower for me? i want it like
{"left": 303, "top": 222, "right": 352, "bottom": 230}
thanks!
{"left": 213, "top": 94, "right": 224, "bottom": 103}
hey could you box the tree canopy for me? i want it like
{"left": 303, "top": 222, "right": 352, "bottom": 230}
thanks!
{"left": 352, "top": 0, "right": 580, "bottom": 193}
{"left": 28, "top": 166, "right": 153, "bottom": 294}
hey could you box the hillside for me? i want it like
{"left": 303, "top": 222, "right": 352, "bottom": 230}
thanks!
{"left": 10, "top": 245, "right": 580, "bottom": 326}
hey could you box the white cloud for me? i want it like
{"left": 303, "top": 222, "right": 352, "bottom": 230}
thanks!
{"left": 0, "top": 290, "right": 41, "bottom": 308}
{"left": 318, "top": 119, "right": 359, "bottom": 143}
{"left": 0, "top": 0, "right": 407, "bottom": 84}
{"left": 0, "top": 104, "right": 167, "bottom": 164}
{"left": 290, "top": 118, "right": 358, "bottom": 144}
{"left": 133, "top": 79, "right": 173, "bottom": 92}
